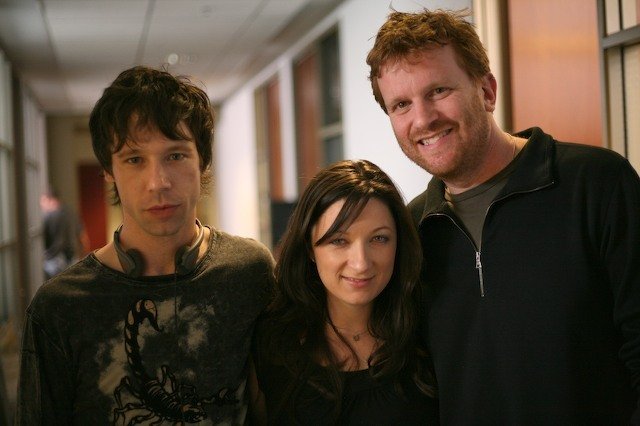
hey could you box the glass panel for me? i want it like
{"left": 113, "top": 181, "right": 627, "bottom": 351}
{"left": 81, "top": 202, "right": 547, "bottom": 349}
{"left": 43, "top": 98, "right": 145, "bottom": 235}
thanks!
{"left": 23, "top": 92, "right": 35, "bottom": 161}
{"left": 1, "top": 250, "right": 7, "bottom": 320}
{"left": 605, "top": 0, "right": 621, "bottom": 34}
{"left": 320, "top": 31, "right": 342, "bottom": 126}
{"left": 0, "top": 151, "right": 10, "bottom": 241}
{"left": 624, "top": 43, "right": 640, "bottom": 171}
{"left": 0, "top": 54, "right": 12, "bottom": 147}
{"left": 323, "top": 135, "right": 343, "bottom": 166}
{"left": 2, "top": 247, "right": 16, "bottom": 320}
{"left": 606, "top": 48, "right": 626, "bottom": 155}
{"left": 22, "top": 92, "right": 46, "bottom": 164}
{"left": 0, "top": 51, "right": 6, "bottom": 144}
{"left": 622, "top": 0, "right": 639, "bottom": 29}
{"left": 27, "top": 166, "right": 42, "bottom": 232}
{"left": 1, "top": 152, "right": 15, "bottom": 242}
{"left": 0, "top": 151, "right": 4, "bottom": 242}
{"left": 0, "top": 56, "right": 4, "bottom": 143}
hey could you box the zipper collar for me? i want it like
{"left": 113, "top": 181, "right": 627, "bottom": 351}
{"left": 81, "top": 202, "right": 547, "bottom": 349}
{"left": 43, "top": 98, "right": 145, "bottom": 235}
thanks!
{"left": 418, "top": 127, "right": 557, "bottom": 225}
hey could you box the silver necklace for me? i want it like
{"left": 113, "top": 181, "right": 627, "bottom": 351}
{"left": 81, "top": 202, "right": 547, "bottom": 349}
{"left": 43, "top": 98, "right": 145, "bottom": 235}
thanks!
{"left": 331, "top": 323, "right": 369, "bottom": 342}
{"left": 350, "top": 330, "right": 369, "bottom": 342}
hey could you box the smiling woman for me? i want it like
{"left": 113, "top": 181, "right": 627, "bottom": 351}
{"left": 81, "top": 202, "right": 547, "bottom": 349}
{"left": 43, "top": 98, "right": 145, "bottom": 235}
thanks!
{"left": 311, "top": 197, "right": 397, "bottom": 324}
{"left": 250, "top": 159, "right": 438, "bottom": 425}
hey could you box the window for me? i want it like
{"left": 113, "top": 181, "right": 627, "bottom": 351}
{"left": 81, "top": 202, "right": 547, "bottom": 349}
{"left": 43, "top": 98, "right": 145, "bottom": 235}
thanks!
{"left": 0, "top": 50, "right": 47, "bottom": 323}
{"left": 319, "top": 31, "right": 342, "bottom": 165}
{"left": 0, "top": 50, "right": 16, "bottom": 321}
{"left": 599, "top": 0, "right": 640, "bottom": 169}
{"left": 254, "top": 29, "right": 343, "bottom": 252}
{"left": 21, "top": 86, "right": 47, "bottom": 302}
{"left": 293, "top": 29, "right": 343, "bottom": 191}
{"left": 255, "top": 76, "right": 296, "bottom": 252}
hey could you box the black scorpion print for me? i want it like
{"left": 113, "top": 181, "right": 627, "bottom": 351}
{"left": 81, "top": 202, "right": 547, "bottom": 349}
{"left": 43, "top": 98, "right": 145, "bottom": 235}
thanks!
{"left": 112, "top": 299, "right": 237, "bottom": 425}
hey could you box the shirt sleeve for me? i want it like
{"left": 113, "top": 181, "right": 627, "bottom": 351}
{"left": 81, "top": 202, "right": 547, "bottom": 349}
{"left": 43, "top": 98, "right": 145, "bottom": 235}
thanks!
{"left": 16, "top": 308, "right": 75, "bottom": 425}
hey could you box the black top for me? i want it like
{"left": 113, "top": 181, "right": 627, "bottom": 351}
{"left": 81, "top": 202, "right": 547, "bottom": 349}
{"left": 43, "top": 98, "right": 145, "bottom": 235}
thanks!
{"left": 256, "top": 355, "right": 438, "bottom": 425}
{"left": 17, "top": 228, "right": 275, "bottom": 425}
{"left": 409, "top": 127, "right": 640, "bottom": 424}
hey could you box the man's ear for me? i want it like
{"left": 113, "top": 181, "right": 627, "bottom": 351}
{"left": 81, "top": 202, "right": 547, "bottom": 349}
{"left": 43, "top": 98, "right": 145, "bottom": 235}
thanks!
{"left": 480, "top": 73, "right": 497, "bottom": 113}
{"left": 104, "top": 171, "right": 115, "bottom": 183}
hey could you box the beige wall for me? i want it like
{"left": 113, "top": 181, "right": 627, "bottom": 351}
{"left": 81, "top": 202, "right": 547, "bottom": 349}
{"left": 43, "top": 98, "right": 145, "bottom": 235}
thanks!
{"left": 45, "top": 115, "right": 95, "bottom": 208}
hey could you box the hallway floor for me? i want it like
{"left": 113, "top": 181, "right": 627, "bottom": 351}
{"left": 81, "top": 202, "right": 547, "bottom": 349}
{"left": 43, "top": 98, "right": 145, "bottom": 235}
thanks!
{"left": 1, "top": 322, "right": 19, "bottom": 425}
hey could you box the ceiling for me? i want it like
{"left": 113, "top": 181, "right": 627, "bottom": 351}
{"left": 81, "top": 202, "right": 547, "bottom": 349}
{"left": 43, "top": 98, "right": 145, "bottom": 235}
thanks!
{"left": 0, "top": 0, "right": 344, "bottom": 115}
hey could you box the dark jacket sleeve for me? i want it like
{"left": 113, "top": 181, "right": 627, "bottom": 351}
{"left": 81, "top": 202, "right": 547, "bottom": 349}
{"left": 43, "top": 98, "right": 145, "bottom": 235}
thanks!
{"left": 16, "top": 308, "right": 75, "bottom": 425}
{"left": 606, "top": 160, "right": 640, "bottom": 421}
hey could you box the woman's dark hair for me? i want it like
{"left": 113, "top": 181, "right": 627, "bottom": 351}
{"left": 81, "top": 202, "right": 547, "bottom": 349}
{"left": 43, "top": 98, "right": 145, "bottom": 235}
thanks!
{"left": 88, "top": 66, "right": 214, "bottom": 204}
{"left": 257, "top": 159, "right": 435, "bottom": 422}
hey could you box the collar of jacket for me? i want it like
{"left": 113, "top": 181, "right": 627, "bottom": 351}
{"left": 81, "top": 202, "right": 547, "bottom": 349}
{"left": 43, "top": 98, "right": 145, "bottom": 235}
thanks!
{"left": 417, "top": 127, "right": 556, "bottom": 225}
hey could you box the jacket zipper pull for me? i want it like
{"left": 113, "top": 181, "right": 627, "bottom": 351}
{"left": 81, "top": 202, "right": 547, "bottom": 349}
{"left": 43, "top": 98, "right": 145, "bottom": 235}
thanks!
{"left": 476, "top": 251, "right": 485, "bottom": 297}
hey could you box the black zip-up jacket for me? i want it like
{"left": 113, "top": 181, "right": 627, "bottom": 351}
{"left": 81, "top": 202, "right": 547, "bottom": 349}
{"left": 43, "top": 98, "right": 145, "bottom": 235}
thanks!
{"left": 409, "top": 127, "right": 640, "bottom": 425}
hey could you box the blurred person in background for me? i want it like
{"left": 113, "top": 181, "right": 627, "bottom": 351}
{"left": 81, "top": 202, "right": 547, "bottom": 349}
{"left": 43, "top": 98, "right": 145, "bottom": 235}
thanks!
{"left": 40, "top": 186, "right": 88, "bottom": 279}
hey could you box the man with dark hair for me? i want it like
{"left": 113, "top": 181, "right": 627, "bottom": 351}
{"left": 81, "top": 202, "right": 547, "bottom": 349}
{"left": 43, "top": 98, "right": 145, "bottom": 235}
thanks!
{"left": 367, "top": 8, "right": 640, "bottom": 424}
{"left": 17, "top": 66, "right": 274, "bottom": 425}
